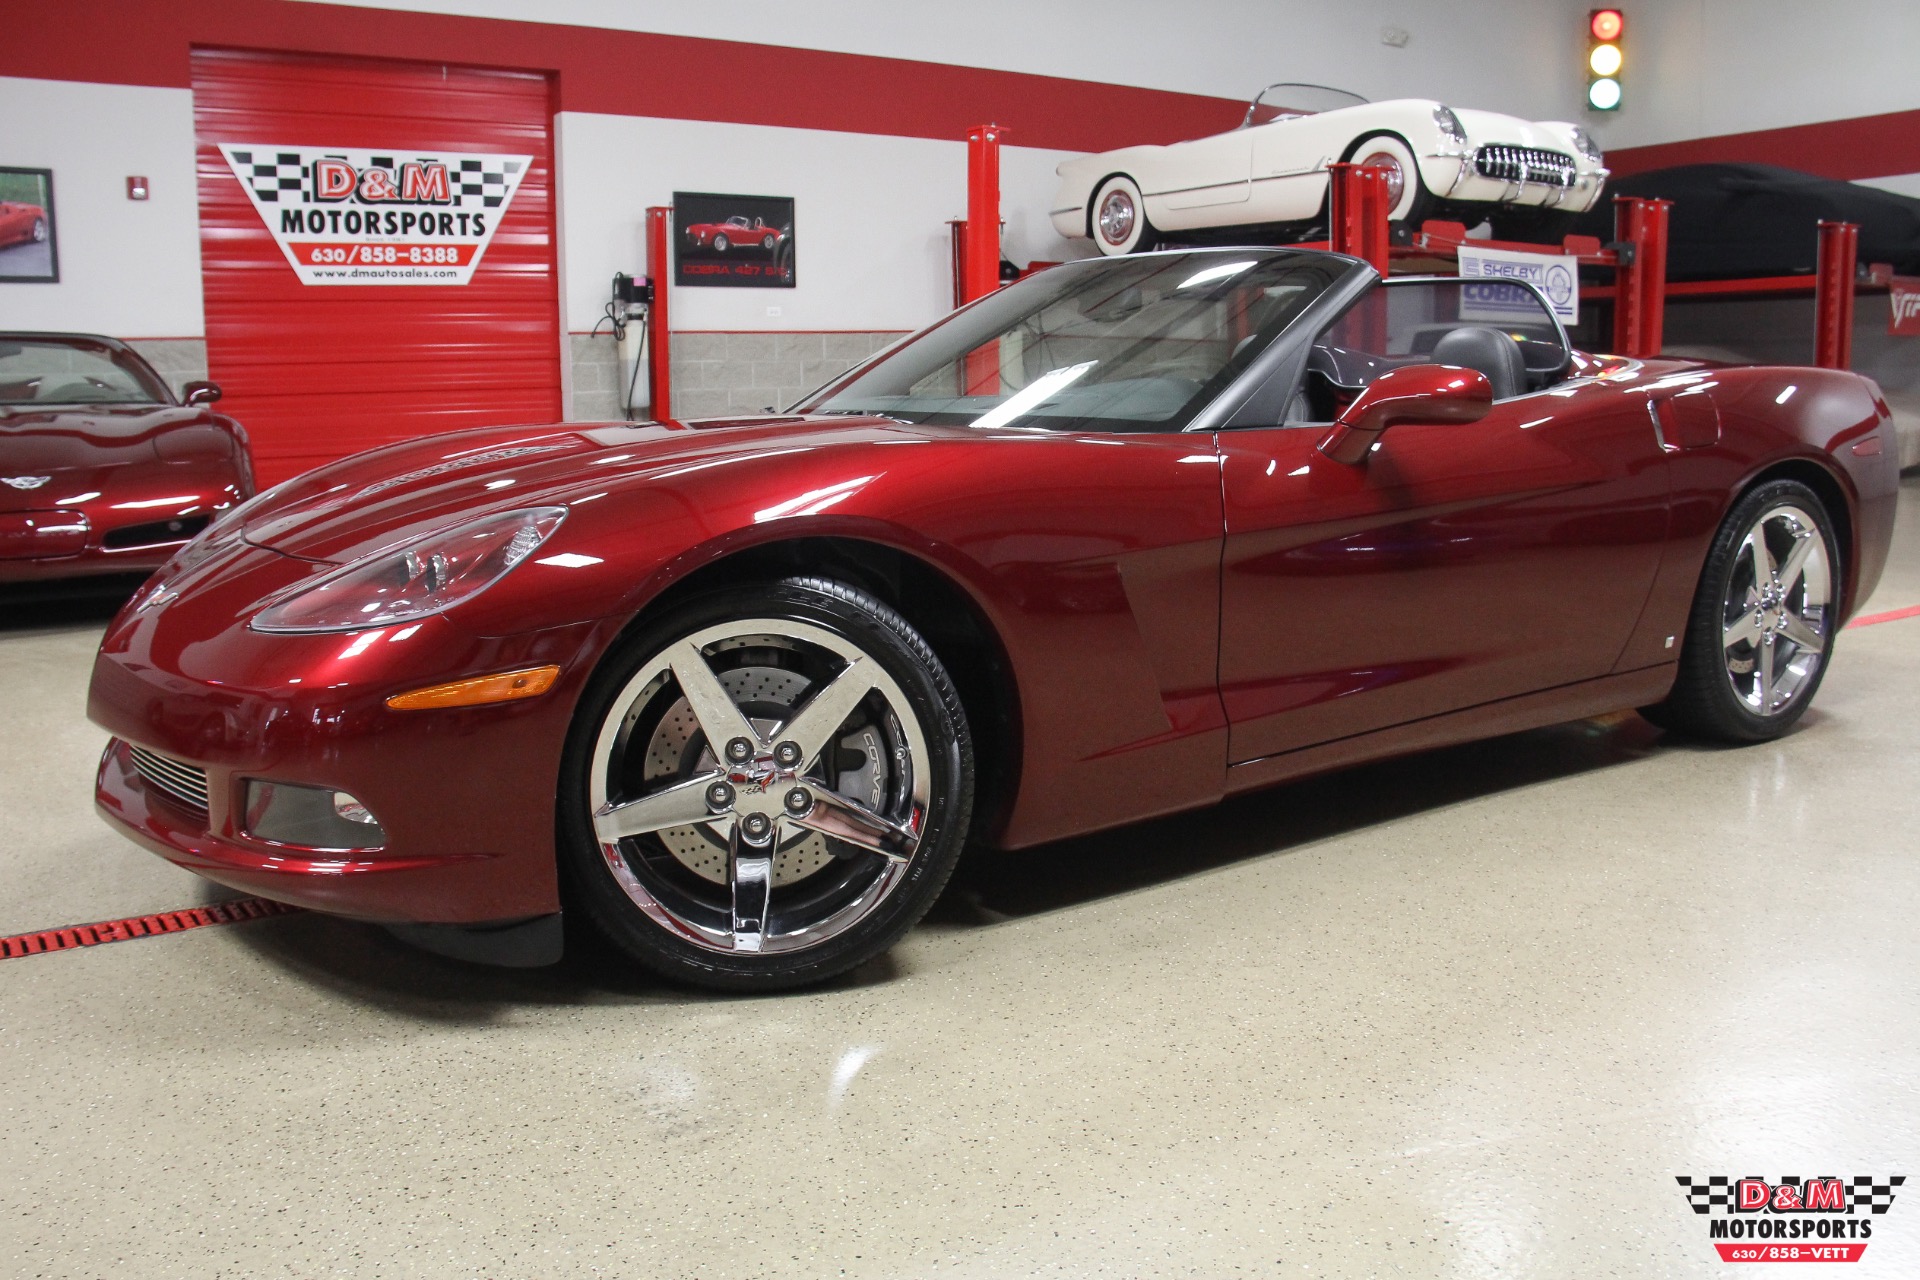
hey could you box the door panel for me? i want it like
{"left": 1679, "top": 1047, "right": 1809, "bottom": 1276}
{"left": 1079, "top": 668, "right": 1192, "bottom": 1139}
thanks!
{"left": 1218, "top": 386, "right": 1669, "bottom": 764}
{"left": 1146, "top": 132, "right": 1252, "bottom": 210}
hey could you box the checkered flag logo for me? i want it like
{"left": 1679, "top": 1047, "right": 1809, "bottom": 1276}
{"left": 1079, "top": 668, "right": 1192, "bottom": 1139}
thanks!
{"left": 453, "top": 157, "right": 525, "bottom": 208}
{"left": 224, "top": 149, "right": 526, "bottom": 209}
{"left": 227, "top": 150, "right": 306, "bottom": 204}
{"left": 1676, "top": 1176, "right": 1740, "bottom": 1215}
{"left": 1850, "top": 1176, "right": 1905, "bottom": 1214}
{"left": 1677, "top": 1175, "right": 1904, "bottom": 1215}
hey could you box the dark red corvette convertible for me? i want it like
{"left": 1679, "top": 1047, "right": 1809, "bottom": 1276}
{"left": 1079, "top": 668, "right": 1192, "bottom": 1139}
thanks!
{"left": 2, "top": 333, "right": 253, "bottom": 583}
{"left": 88, "top": 249, "right": 1898, "bottom": 990}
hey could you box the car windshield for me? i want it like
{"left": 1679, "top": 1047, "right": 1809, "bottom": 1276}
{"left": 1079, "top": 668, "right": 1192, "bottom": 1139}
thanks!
{"left": 798, "top": 250, "right": 1346, "bottom": 433}
{"left": 1243, "top": 83, "right": 1368, "bottom": 126}
{"left": 0, "top": 338, "right": 171, "bottom": 406}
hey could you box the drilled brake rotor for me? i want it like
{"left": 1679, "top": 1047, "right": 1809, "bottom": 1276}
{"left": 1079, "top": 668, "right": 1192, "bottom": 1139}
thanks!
{"left": 641, "top": 665, "right": 886, "bottom": 886}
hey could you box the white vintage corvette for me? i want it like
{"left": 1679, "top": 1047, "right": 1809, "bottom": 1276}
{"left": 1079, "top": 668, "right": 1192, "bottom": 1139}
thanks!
{"left": 1051, "top": 83, "right": 1609, "bottom": 254}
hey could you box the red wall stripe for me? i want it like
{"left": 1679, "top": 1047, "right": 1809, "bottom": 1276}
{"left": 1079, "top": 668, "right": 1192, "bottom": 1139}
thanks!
{"left": 1, "top": 0, "right": 1246, "bottom": 153}
{"left": 1606, "top": 108, "right": 1920, "bottom": 182}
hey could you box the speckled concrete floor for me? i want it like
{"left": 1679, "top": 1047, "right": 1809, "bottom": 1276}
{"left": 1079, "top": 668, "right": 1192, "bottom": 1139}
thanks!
{"left": 2, "top": 479, "right": 1916, "bottom": 1279}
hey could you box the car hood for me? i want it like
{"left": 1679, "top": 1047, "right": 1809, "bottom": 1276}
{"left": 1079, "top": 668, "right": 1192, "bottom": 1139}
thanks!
{"left": 240, "top": 414, "right": 919, "bottom": 564}
{"left": 0, "top": 403, "right": 210, "bottom": 511}
{"left": 1448, "top": 105, "right": 1581, "bottom": 152}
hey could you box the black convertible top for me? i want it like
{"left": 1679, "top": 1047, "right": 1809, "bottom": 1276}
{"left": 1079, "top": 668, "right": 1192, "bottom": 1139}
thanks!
{"left": 1569, "top": 163, "right": 1920, "bottom": 279}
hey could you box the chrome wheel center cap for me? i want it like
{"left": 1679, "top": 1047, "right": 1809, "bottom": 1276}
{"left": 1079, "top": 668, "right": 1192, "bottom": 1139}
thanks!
{"left": 727, "top": 754, "right": 783, "bottom": 795}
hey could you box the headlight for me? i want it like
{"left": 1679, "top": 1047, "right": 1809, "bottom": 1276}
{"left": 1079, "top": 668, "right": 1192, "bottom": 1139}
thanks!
{"left": 1432, "top": 105, "right": 1468, "bottom": 146}
{"left": 1569, "top": 125, "right": 1605, "bottom": 164}
{"left": 251, "top": 506, "right": 566, "bottom": 634}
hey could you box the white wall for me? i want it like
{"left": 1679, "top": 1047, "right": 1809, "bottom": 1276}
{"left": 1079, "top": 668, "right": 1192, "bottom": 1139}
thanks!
{"left": 0, "top": 77, "right": 204, "bottom": 338}
{"left": 557, "top": 113, "right": 1083, "bottom": 334}
{"left": 1582, "top": 0, "right": 1920, "bottom": 155}
{"left": 302, "top": 0, "right": 1594, "bottom": 123}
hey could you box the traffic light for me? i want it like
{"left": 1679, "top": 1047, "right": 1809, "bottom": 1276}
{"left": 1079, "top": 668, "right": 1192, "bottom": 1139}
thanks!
{"left": 1587, "top": 9, "right": 1624, "bottom": 110}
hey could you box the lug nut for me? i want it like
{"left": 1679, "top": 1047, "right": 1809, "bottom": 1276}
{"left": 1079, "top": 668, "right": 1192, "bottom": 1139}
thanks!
{"left": 740, "top": 812, "right": 773, "bottom": 842}
{"left": 725, "top": 737, "right": 754, "bottom": 763}
{"left": 773, "top": 741, "right": 802, "bottom": 768}
{"left": 706, "top": 780, "right": 735, "bottom": 810}
{"left": 784, "top": 787, "right": 812, "bottom": 814}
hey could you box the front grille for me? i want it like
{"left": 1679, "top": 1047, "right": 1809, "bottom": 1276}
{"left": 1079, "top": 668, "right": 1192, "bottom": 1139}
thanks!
{"left": 1474, "top": 145, "right": 1579, "bottom": 188}
{"left": 129, "top": 745, "right": 210, "bottom": 812}
{"left": 102, "top": 514, "right": 210, "bottom": 551}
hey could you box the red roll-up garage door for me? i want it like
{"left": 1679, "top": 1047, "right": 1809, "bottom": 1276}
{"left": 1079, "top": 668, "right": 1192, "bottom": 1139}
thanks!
{"left": 193, "top": 47, "right": 562, "bottom": 485}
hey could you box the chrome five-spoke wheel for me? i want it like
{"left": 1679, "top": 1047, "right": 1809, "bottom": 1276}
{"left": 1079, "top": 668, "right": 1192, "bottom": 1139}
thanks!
{"left": 1720, "top": 503, "right": 1830, "bottom": 716}
{"left": 1645, "top": 479, "right": 1841, "bottom": 742}
{"left": 562, "top": 578, "right": 972, "bottom": 990}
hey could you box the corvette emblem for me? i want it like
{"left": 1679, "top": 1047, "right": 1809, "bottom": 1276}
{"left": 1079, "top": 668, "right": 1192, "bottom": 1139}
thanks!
{"left": 3, "top": 475, "right": 51, "bottom": 491}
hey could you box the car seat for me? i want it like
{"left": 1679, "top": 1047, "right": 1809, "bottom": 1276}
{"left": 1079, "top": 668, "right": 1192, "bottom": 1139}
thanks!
{"left": 1430, "top": 326, "right": 1527, "bottom": 400}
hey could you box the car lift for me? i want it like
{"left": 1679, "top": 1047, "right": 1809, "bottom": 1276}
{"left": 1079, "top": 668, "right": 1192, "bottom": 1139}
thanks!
{"left": 954, "top": 126, "right": 1878, "bottom": 369}
{"left": 643, "top": 128, "right": 1880, "bottom": 421}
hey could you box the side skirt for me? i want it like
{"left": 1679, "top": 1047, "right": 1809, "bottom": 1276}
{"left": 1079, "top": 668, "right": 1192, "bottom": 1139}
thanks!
{"left": 1224, "top": 663, "right": 1678, "bottom": 797}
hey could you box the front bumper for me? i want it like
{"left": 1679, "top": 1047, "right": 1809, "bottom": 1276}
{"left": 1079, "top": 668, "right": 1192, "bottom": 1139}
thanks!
{"left": 87, "top": 541, "right": 601, "bottom": 924}
{"left": 1422, "top": 153, "right": 1608, "bottom": 213}
{"left": 0, "top": 462, "right": 246, "bottom": 584}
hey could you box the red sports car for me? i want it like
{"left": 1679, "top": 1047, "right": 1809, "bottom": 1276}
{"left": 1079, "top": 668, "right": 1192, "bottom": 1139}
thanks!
{"left": 2, "top": 333, "right": 254, "bottom": 583}
{"left": 0, "top": 199, "right": 49, "bottom": 248}
{"left": 87, "top": 249, "right": 1898, "bottom": 990}
{"left": 684, "top": 214, "right": 785, "bottom": 253}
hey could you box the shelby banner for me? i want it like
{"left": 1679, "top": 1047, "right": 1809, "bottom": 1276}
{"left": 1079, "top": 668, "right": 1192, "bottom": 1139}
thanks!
{"left": 1457, "top": 244, "right": 1580, "bottom": 323}
{"left": 219, "top": 145, "right": 530, "bottom": 285}
{"left": 1676, "top": 1174, "right": 1903, "bottom": 1263}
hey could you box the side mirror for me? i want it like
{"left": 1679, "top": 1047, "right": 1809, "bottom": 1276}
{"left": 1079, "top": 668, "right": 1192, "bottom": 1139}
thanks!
{"left": 182, "top": 380, "right": 222, "bottom": 408}
{"left": 1315, "top": 364, "right": 1492, "bottom": 465}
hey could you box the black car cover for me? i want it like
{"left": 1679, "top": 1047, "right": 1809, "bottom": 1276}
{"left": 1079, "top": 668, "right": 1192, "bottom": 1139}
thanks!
{"left": 1569, "top": 163, "right": 1920, "bottom": 279}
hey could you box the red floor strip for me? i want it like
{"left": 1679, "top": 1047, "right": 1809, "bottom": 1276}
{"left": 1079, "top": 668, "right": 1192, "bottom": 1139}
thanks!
{"left": 0, "top": 897, "right": 303, "bottom": 960}
{"left": 1847, "top": 603, "right": 1920, "bottom": 629}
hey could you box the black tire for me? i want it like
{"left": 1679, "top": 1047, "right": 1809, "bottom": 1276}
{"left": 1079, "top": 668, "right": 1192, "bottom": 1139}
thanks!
{"left": 761, "top": 234, "right": 776, "bottom": 250}
{"left": 713, "top": 233, "right": 730, "bottom": 252}
{"left": 558, "top": 576, "right": 974, "bottom": 991}
{"left": 32, "top": 217, "right": 47, "bottom": 243}
{"left": 1642, "top": 479, "right": 1842, "bottom": 742}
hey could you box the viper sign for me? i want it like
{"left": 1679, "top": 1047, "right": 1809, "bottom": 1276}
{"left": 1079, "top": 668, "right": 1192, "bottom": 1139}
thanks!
{"left": 219, "top": 145, "right": 531, "bottom": 285}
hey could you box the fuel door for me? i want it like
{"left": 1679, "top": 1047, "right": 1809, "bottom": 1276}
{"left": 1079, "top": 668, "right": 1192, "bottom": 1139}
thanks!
{"left": 1650, "top": 384, "right": 1721, "bottom": 450}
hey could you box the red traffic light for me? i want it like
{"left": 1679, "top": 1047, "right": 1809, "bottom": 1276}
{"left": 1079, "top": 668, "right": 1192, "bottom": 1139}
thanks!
{"left": 1590, "top": 9, "right": 1624, "bottom": 41}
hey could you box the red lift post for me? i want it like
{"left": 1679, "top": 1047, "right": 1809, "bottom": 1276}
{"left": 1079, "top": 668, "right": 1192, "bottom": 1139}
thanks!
{"left": 953, "top": 133, "right": 1856, "bottom": 370}
{"left": 1609, "top": 196, "right": 1672, "bottom": 358}
{"left": 1814, "top": 219, "right": 1859, "bottom": 369}
{"left": 1324, "top": 162, "right": 1392, "bottom": 274}
{"left": 961, "top": 124, "right": 1006, "bottom": 396}
{"left": 963, "top": 124, "right": 1005, "bottom": 304}
{"left": 646, "top": 204, "right": 672, "bottom": 419}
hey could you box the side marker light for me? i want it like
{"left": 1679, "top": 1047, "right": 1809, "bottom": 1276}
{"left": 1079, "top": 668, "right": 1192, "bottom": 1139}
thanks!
{"left": 387, "top": 665, "right": 561, "bottom": 710}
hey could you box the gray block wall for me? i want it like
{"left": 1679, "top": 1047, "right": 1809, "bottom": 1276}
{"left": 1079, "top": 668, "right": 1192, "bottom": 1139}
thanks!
{"left": 569, "top": 330, "right": 906, "bottom": 422}
{"left": 126, "top": 339, "right": 209, "bottom": 400}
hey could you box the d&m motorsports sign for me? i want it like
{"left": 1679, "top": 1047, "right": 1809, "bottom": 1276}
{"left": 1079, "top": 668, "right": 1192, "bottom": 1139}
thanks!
{"left": 219, "top": 145, "right": 531, "bottom": 285}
